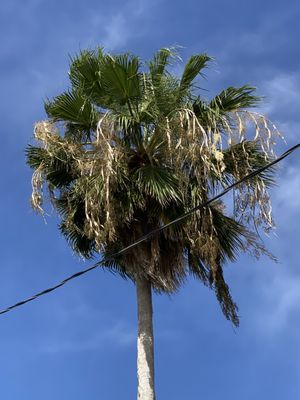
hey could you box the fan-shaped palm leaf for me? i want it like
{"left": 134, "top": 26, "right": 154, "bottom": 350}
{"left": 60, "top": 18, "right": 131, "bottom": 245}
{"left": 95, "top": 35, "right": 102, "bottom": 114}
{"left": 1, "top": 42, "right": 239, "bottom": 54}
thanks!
{"left": 45, "top": 89, "right": 98, "bottom": 139}
{"left": 134, "top": 165, "right": 181, "bottom": 206}
{"left": 178, "top": 54, "right": 212, "bottom": 99}
{"left": 209, "top": 85, "right": 260, "bottom": 112}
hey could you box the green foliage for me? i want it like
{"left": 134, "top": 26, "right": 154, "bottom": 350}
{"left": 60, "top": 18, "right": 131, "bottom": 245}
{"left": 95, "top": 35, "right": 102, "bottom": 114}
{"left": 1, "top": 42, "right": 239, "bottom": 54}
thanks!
{"left": 26, "top": 144, "right": 76, "bottom": 187}
{"left": 99, "top": 54, "right": 142, "bottom": 106}
{"left": 26, "top": 47, "right": 280, "bottom": 326}
{"left": 69, "top": 49, "right": 105, "bottom": 105}
{"left": 209, "top": 85, "right": 260, "bottom": 112}
{"left": 45, "top": 90, "right": 98, "bottom": 140}
{"left": 148, "top": 47, "right": 175, "bottom": 81}
{"left": 135, "top": 165, "right": 181, "bottom": 206}
{"left": 178, "top": 54, "right": 211, "bottom": 99}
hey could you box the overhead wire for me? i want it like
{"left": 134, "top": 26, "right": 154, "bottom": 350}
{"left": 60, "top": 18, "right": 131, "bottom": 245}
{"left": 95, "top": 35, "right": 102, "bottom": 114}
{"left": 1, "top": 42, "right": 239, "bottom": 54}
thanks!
{"left": 0, "top": 143, "right": 299, "bottom": 315}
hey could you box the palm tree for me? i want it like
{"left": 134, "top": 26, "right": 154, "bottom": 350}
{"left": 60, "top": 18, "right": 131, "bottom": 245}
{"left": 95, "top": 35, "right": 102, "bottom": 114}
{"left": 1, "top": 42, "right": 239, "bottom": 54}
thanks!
{"left": 26, "top": 47, "right": 280, "bottom": 400}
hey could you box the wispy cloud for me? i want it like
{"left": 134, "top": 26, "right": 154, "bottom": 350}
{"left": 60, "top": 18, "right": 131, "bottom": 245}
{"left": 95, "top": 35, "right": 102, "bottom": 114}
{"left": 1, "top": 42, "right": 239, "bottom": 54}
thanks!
{"left": 254, "top": 270, "right": 300, "bottom": 334}
{"left": 40, "top": 320, "right": 135, "bottom": 354}
{"left": 274, "top": 166, "right": 300, "bottom": 211}
{"left": 261, "top": 73, "right": 300, "bottom": 127}
{"left": 82, "top": 0, "right": 160, "bottom": 51}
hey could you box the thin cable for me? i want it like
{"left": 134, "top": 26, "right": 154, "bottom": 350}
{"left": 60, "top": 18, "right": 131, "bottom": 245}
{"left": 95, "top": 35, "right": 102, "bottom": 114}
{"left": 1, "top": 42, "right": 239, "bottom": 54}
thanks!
{"left": 0, "top": 143, "right": 299, "bottom": 315}
{"left": 0, "top": 264, "right": 99, "bottom": 315}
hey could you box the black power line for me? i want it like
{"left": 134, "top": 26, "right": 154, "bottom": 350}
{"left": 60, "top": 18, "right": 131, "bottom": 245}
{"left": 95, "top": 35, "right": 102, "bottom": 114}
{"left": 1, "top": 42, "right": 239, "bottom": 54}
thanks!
{"left": 0, "top": 144, "right": 299, "bottom": 316}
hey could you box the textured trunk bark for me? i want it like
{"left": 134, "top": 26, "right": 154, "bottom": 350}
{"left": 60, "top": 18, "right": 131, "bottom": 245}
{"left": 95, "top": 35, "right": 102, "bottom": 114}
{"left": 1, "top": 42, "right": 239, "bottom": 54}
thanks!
{"left": 136, "top": 276, "right": 156, "bottom": 400}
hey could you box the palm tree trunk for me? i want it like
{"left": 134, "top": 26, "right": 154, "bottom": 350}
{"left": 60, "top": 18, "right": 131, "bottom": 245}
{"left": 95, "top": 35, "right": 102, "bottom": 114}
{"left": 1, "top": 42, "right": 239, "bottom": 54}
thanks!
{"left": 136, "top": 275, "right": 156, "bottom": 400}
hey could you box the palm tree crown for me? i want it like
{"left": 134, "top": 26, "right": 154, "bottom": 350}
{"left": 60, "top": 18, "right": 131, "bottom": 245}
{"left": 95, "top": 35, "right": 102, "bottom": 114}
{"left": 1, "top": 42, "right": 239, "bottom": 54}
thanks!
{"left": 26, "top": 47, "right": 280, "bottom": 326}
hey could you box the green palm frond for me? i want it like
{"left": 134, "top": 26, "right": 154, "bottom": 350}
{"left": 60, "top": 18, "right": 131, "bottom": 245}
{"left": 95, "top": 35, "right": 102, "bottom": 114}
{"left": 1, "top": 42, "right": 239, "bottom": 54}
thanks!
{"left": 178, "top": 54, "right": 212, "bottom": 99}
{"left": 99, "top": 54, "right": 142, "bottom": 110}
{"left": 45, "top": 90, "right": 98, "bottom": 137}
{"left": 210, "top": 207, "right": 247, "bottom": 262}
{"left": 26, "top": 145, "right": 47, "bottom": 169}
{"left": 46, "top": 157, "right": 75, "bottom": 187}
{"left": 69, "top": 49, "right": 105, "bottom": 105}
{"left": 192, "top": 86, "right": 260, "bottom": 130}
{"left": 26, "top": 145, "right": 76, "bottom": 187}
{"left": 209, "top": 85, "right": 260, "bottom": 112}
{"left": 134, "top": 165, "right": 181, "bottom": 206}
{"left": 148, "top": 47, "right": 176, "bottom": 82}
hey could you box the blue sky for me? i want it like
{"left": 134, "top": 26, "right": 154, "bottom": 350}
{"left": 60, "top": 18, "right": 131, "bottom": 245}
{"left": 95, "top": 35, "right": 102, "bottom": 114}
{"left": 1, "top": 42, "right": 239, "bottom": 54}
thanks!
{"left": 1, "top": 0, "right": 300, "bottom": 398}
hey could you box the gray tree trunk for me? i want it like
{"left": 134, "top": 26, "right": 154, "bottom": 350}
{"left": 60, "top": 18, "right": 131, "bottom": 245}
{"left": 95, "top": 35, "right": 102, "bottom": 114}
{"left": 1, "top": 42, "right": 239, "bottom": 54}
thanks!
{"left": 136, "top": 276, "right": 156, "bottom": 400}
